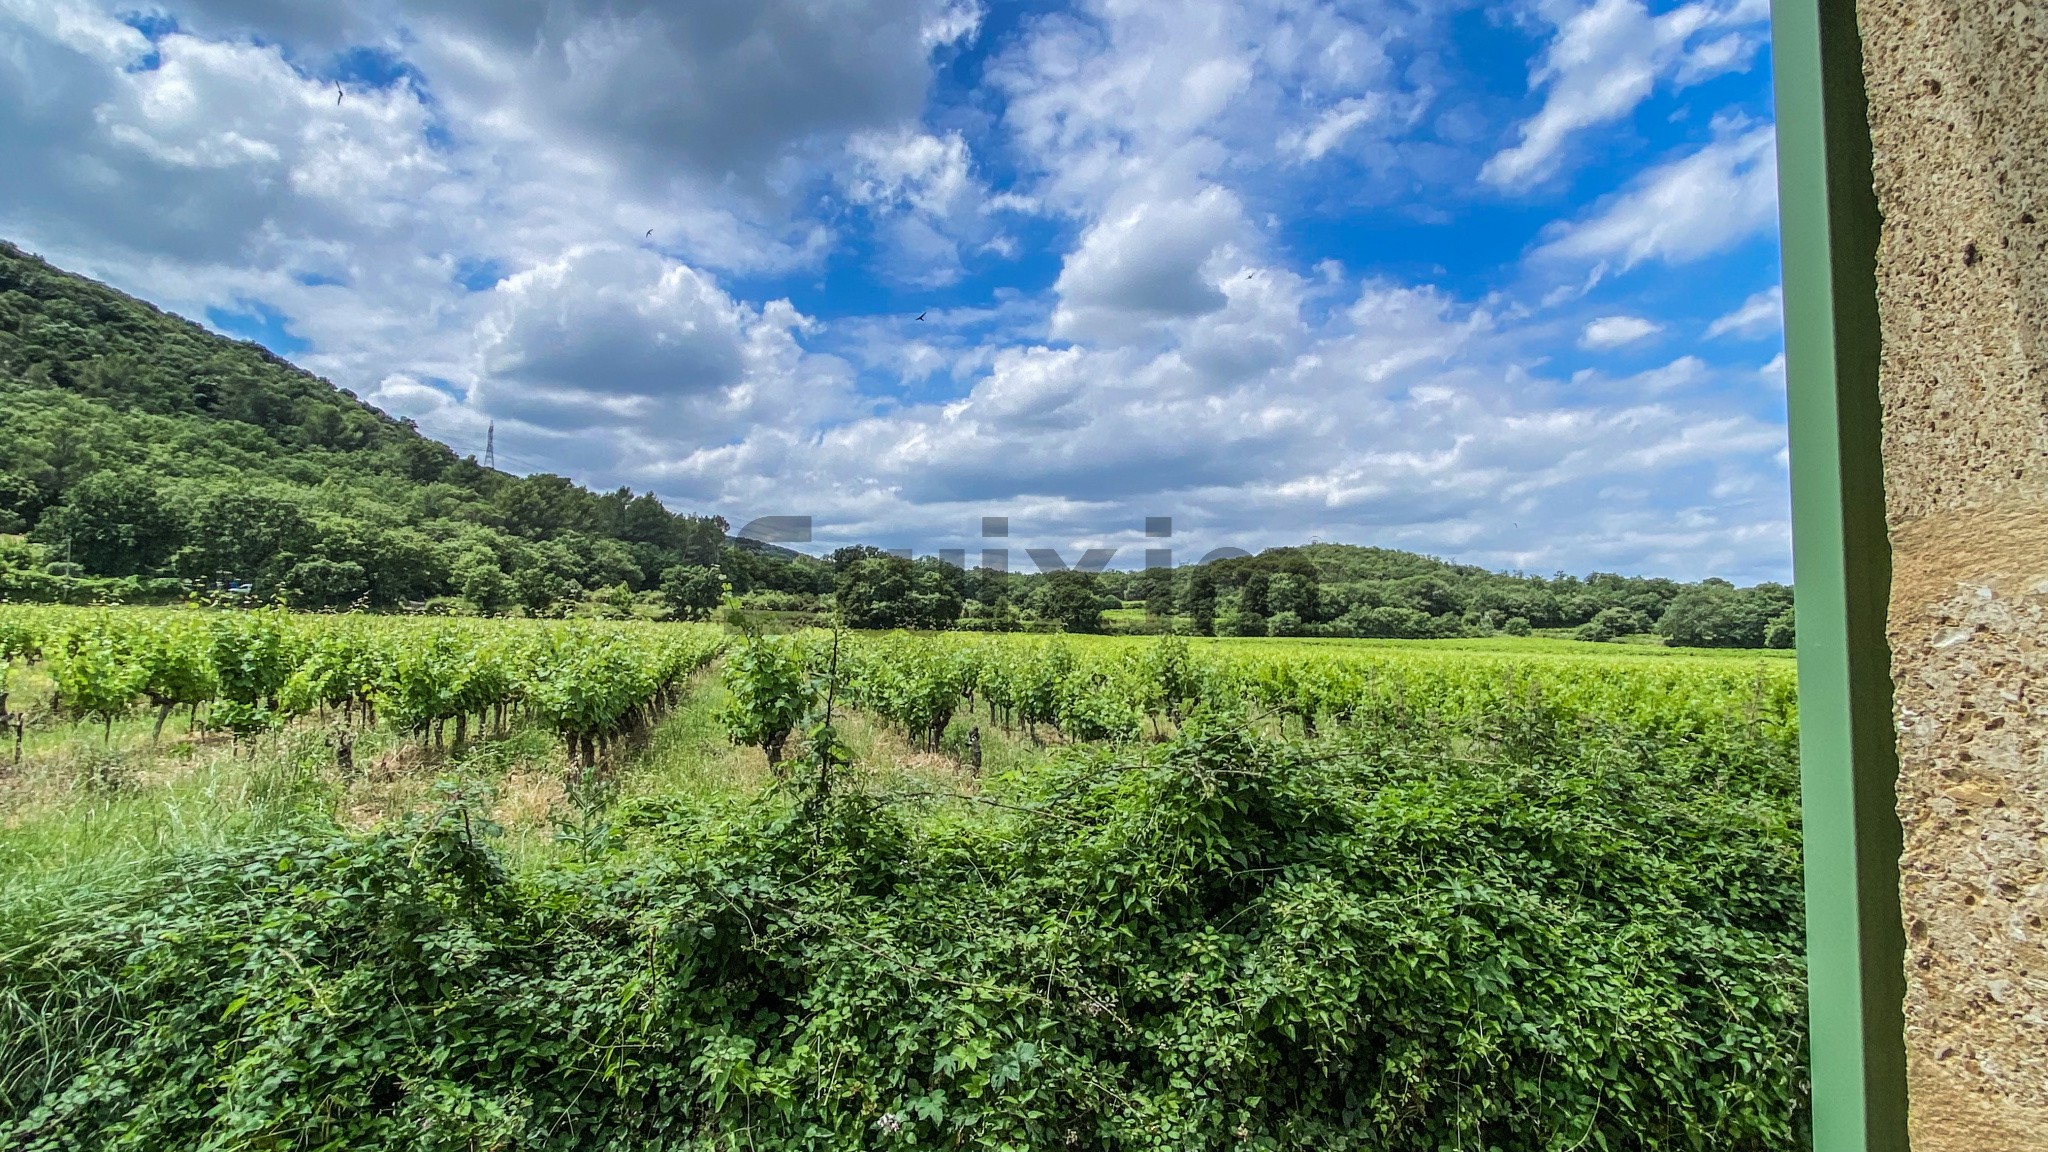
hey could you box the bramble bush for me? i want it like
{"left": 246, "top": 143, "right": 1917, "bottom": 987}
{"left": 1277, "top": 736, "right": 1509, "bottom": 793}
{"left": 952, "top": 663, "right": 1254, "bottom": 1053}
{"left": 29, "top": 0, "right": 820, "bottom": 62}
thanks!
{"left": 0, "top": 704, "right": 1805, "bottom": 1151}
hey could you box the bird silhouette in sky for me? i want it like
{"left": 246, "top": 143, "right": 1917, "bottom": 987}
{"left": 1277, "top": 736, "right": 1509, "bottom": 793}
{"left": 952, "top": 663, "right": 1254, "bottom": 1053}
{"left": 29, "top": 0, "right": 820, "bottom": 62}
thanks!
{"left": 916, "top": 311, "right": 927, "bottom": 321}
{"left": 645, "top": 229, "right": 653, "bottom": 238}
{"left": 335, "top": 83, "right": 344, "bottom": 105}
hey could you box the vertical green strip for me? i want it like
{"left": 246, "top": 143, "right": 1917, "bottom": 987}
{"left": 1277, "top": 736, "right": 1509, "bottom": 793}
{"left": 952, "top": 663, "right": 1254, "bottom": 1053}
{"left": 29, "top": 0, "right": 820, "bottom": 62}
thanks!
{"left": 1770, "top": 0, "right": 1910, "bottom": 1149}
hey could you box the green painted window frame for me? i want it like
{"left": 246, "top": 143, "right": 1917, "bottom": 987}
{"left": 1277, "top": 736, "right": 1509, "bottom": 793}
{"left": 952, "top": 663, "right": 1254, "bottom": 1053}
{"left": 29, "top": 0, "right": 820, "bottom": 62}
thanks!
{"left": 1770, "top": 0, "right": 1910, "bottom": 1148}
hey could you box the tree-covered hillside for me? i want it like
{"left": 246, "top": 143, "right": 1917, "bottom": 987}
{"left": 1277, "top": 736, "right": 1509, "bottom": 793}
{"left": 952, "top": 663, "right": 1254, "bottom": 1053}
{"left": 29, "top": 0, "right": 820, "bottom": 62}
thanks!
{"left": 0, "top": 240, "right": 746, "bottom": 611}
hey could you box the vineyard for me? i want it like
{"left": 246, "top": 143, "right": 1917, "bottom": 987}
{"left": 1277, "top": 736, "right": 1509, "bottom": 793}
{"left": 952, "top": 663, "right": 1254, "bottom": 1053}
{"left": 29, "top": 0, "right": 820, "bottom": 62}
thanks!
{"left": 0, "top": 605, "right": 1806, "bottom": 1150}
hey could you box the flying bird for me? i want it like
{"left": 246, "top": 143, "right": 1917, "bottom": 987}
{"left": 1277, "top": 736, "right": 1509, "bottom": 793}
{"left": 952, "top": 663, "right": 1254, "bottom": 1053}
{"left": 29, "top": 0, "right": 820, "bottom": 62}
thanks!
{"left": 336, "top": 83, "right": 344, "bottom": 105}
{"left": 916, "top": 311, "right": 927, "bottom": 321}
{"left": 645, "top": 229, "right": 653, "bottom": 238}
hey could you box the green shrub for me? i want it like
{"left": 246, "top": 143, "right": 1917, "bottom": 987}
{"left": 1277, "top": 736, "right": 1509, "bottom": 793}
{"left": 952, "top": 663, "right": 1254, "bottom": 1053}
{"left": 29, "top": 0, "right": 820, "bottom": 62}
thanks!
{"left": 1575, "top": 606, "right": 1651, "bottom": 643}
{"left": 0, "top": 719, "right": 1806, "bottom": 1151}
{"left": 718, "top": 635, "right": 815, "bottom": 767}
{"left": 419, "top": 595, "right": 480, "bottom": 616}
{"left": 1215, "top": 608, "right": 1268, "bottom": 637}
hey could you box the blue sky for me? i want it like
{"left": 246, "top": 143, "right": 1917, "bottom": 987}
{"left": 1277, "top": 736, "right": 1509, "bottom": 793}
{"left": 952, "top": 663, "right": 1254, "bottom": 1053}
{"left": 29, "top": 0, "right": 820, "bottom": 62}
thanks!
{"left": 0, "top": 0, "right": 1790, "bottom": 580}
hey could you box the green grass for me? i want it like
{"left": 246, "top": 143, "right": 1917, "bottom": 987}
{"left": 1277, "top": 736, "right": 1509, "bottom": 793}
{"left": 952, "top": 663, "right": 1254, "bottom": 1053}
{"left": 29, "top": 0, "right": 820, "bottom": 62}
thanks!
{"left": 0, "top": 727, "right": 336, "bottom": 937}
{"left": 0, "top": 653, "right": 1031, "bottom": 929}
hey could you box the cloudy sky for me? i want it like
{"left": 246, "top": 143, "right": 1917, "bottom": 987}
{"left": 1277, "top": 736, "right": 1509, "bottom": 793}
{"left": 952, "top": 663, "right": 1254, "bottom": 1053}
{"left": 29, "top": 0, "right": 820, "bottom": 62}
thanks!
{"left": 0, "top": 0, "right": 1790, "bottom": 580}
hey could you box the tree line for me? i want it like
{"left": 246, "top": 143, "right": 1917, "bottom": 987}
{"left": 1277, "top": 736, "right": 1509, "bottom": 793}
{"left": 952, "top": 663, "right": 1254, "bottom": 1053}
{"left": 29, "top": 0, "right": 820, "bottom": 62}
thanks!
{"left": 686, "top": 543, "right": 1795, "bottom": 649}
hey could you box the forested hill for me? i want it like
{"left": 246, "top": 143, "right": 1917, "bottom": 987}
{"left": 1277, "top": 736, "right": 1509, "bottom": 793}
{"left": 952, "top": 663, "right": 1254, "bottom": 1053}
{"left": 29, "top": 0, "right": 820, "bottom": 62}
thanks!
{"left": 0, "top": 239, "right": 737, "bottom": 610}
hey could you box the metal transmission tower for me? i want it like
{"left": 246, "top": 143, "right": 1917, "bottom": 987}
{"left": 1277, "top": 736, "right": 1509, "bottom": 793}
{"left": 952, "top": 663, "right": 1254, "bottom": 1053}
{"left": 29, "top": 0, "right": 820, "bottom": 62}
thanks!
{"left": 485, "top": 422, "right": 495, "bottom": 470}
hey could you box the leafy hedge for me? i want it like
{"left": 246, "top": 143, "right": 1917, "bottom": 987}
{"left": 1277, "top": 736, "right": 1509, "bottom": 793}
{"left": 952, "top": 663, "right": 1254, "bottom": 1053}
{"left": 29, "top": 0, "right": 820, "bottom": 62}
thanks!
{"left": 0, "top": 716, "right": 1805, "bottom": 1150}
{"left": 0, "top": 566, "right": 186, "bottom": 605}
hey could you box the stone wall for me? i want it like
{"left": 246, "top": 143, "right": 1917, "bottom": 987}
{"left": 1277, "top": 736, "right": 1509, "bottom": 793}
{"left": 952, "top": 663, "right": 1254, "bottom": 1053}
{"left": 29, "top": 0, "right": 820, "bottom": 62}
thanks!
{"left": 1859, "top": 0, "right": 2048, "bottom": 1146}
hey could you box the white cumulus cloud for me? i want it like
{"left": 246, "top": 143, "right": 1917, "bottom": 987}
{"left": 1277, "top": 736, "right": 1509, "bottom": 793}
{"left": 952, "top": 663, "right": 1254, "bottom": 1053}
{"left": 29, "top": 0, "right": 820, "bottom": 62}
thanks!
{"left": 1580, "top": 315, "right": 1663, "bottom": 348}
{"left": 1288, "top": 96, "right": 1384, "bottom": 160}
{"left": 1050, "top": 185, "right": 1249, "bottom": 341}
{"left": 1481, "top": 0, "right": 1769, "bottom": 189}
{"left": 1706, "top": 285, "right": 1783, "bottom": 338}
{"left": 1533, "top": 122, "right": 1778, "bottom": 269}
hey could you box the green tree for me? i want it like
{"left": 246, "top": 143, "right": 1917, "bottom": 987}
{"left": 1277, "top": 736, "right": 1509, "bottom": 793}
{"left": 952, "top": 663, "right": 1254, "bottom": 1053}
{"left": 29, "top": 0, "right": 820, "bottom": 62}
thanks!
{"left": 0, "top": 470, "right": 38, "bottom": 533}
{"left": 967, "top": 565, "right": 1009, "bottom": 608}
{"left": 298, "top": 403, "right": 352, "bottom": 449}
{"left": 978, "top": 597, "right": 1022, "bottom": 632}
{"left": 527, "top": 532, "right": 642, "bottom": 592}
{"left": 836, "top": 556, "right": 916, "bottom": 630}
{"left": 452, "top": 551, "right": 512, "bottom": 613}
{"left": 661, "top": 565, "right": 725, "bottom": 621}
{"left": 1146, "top": 586, "right": 1176, "bottom": 619}
{"left": 1033, "top": 570, "right": 1103, "bottom": 633}
{"left": 1134, "top": 569, "right": 1176, "bottom": 619}
{"left": 590, "top": 582, "right": 638, "bottom": 619}
{"left": 27, "top": 423, "right": 99, "bottom": 501}
{"left": 1765, "top": 607, "right": 1796, "bottom": 649}
{"left": 1240, "top": 571, "right": 1271, "bottom": 617}
{"left": 1185, "top": 568, "right": 1218, "bottom": 635}
{"left": 179, "top": 489, "right": 316, "bottom": 587}
{"left": 513, "top": 565, "right": 579, "bottom": 615}
{"left": 1657, "top": 586, "right": 1787, "bottom": 648}
{"left": 497, "top": 474, "right": 590, "bottom": 538}
{"left": 829, "top": 544, "right": 892, "bottom": 570}
{"left": 33, "top": 472, "right": 184, "bottom": 576}
{"left": 279, "top": 559, "right": 370, "bottom": 608}
{"left": 904, "top": 558, "right": 966, "bottom": 630}
{"left": 317, "top": 521, "right": 449, "bottom": 606}
{"left": 1268, "top": 572, "right": 1319, "bottom": 621}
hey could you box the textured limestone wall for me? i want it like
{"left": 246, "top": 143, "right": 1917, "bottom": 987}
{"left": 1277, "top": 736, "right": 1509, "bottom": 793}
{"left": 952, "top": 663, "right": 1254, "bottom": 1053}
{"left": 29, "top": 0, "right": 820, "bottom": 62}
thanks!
{"left": 1859, "top": 0, "right": 2048, "bottom": 1146}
